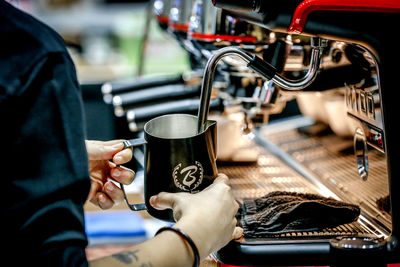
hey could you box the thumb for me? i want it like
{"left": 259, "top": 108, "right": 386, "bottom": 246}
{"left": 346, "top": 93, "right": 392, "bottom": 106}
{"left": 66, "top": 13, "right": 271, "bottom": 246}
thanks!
{"left": 86, "top": 140, "right": 124, "bottom": 160}
{"left": 232, "top": 227, "right": 244, "bottom": 240}
{"left": 213, "top": 173, "right": 229, "bottom": 184}
{"left": 149, "top": 192, "right": 179, "bottom": 210}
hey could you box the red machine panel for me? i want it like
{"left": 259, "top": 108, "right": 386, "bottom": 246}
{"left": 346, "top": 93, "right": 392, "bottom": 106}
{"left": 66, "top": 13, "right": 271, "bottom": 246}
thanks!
{"left": 288, "top": 0, "right": 400, "bottom": 33}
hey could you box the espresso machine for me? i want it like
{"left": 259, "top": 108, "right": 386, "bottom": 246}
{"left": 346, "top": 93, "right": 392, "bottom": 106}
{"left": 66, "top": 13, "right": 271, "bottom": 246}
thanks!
{"left": 207, "top": 1, "right": 400, "bottom": 266}
{"left": 102, "top": 0, "right": 400, "bottom": 266}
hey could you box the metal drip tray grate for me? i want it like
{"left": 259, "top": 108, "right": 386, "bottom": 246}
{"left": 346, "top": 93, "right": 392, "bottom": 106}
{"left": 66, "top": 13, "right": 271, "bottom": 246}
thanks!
{"left": 258, "top": 122, "right": 391, "bottom": 232}
{"left": 219, "top": 153, "right": 378, "bottom": 239}
{"left": 217, "top": 117, "right": 391, "bottom": 240}
{"left": 220, "top": 153, "right": 320, "bottom": 200}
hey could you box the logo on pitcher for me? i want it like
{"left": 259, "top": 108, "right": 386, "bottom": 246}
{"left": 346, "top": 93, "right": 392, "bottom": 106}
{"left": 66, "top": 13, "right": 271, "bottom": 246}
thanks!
{"left": 173, "top": 161, "right": 204, "bottom": 192}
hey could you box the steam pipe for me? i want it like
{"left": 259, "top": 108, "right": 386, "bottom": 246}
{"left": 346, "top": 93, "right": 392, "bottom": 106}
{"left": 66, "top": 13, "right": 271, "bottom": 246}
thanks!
{"left": 197, "top": 37, "right": 327, "bottom": 133}
{"left": 273, "top": 46, "right": 323, "bottom": 90}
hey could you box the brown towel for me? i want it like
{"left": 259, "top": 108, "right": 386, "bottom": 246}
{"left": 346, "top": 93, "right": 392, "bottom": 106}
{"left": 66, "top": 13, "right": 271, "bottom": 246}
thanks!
{"left": 239, "top": 191, "right": 361, "bottom": 237}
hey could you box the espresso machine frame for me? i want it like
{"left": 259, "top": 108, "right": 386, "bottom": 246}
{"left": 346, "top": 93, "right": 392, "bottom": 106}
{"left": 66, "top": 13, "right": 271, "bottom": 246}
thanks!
{"left": 207, "top": 1, "right": 400, "bottom": 266}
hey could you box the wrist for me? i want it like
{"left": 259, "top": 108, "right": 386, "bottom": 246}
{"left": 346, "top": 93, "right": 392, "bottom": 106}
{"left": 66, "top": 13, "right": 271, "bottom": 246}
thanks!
{"left": 155, "top": 226, "right": 199, "bottom": 267}
{"left": 175, "top": 219, "right": 212, "bottom": 260}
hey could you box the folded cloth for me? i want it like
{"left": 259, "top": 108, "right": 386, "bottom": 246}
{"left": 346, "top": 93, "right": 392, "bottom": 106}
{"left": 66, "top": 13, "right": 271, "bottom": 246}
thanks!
{"left": 239, "top": 191, "right": 361, "bottom": 237}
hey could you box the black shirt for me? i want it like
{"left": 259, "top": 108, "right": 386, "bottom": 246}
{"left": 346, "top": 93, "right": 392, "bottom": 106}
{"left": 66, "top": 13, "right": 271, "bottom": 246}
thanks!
{"left": 0, "top": 1, "right": 90, "bottom": 265}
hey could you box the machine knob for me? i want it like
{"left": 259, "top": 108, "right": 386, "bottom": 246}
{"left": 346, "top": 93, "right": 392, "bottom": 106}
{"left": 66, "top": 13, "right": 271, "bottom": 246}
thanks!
{"left": 329, "top": 236, "right": 387, "bottom": 267}
{"left": 330, "top": 236, "right": 386, "bottom": 250}
{"left": 354, "top": 127, "right": 369, "bottom": 180}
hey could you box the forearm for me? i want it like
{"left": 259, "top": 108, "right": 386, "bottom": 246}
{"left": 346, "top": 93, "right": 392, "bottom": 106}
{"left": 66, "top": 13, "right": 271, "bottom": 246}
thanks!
{"left": 89, "top": 230, "right": 195, "bottom": 267}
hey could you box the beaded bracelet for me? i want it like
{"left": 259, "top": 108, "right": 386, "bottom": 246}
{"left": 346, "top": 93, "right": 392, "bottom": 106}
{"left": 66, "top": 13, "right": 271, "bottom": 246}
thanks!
{"left": 155, "top": 226, "right": 200, "bottom": 267}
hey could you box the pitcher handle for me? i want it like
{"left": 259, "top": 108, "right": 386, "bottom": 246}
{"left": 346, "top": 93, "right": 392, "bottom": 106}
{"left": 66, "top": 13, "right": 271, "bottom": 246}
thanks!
{"left": 118, "top": 138, "right": 147, "bottom": 211}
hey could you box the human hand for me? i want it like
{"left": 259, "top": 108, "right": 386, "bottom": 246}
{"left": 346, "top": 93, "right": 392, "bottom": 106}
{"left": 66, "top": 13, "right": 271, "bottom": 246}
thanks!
{"left": 149, "top": 173, "right": 243, "bottom": 259}
{"left": 86, "top": 140, "right": 135, "bottom": 209}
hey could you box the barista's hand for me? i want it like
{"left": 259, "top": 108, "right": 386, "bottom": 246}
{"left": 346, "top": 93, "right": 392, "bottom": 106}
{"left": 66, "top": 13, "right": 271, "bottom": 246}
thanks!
{"left": 85, "top": 140, "right": 135, "bottom": 209}
{"left": 149, "top": 173, "right": 243, "bottom": 260}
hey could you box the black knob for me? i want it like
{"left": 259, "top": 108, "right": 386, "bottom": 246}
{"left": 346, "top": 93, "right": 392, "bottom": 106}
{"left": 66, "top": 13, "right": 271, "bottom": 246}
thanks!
{"left": 212, "top": 0, "right": 261, "bottom": 12}
{"left": 329, "top": 237, "right": 387, "bottom": 267}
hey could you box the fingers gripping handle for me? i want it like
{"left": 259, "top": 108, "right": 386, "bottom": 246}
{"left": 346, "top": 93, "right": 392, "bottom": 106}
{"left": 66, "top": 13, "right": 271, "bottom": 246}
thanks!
{"left": 123, "top": 138, "right": 147, "bottom": 149}
{"left": 120, "top": 138, "right": 147, "bottom": 211}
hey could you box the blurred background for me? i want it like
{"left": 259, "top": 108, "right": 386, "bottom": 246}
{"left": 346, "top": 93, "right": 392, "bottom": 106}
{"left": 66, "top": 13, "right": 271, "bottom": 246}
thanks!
{"left": 13, "top": 0, "right": 190, "bottom": 81}
{"left": 10, "top": 0, "right": 196, "bottom": 142}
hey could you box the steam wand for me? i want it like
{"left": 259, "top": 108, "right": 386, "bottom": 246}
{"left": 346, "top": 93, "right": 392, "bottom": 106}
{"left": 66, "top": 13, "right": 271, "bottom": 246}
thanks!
{"left": 196, "top": 37, "right": 327, "bottom": 133}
